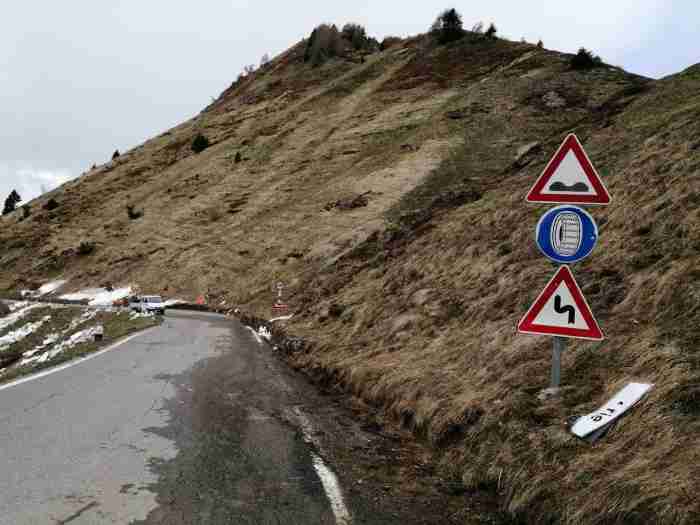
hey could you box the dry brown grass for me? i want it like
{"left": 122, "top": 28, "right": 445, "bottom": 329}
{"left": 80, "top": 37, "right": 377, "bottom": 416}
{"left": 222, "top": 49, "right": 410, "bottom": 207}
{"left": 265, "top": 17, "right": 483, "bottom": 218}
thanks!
{"left": 282, "top": 63, "right": 700, "bottom": 523}
{"left": 204, "top": 204, "right": 224, "bottom": 222}
{"left": 1, "top": 32, "right": 699, "bottom": 523}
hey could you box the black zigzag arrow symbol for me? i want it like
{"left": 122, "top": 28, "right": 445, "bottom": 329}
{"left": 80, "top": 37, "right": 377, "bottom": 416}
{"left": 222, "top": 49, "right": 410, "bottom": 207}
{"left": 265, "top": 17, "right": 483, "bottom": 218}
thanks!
{"left": 554, "top": 295, "right": 576, "bottom": 325}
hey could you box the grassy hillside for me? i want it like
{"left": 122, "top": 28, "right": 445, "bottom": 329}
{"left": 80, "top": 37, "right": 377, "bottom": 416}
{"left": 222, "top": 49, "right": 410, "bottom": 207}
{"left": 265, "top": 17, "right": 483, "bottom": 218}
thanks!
{"left": 282, "top": 57, "right": 700, "bottom": 524}
{"left": 1, "top": 26, "right": 699, "bottom": 523}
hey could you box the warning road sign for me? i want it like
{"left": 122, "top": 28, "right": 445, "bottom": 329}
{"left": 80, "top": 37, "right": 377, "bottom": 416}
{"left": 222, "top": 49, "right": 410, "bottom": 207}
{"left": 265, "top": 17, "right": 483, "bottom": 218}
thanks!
{"left": 518, "top": 265, "right": 603, "bottom": 341}
{"left": 526, "top": 134, "right": 611, "bottom": 205}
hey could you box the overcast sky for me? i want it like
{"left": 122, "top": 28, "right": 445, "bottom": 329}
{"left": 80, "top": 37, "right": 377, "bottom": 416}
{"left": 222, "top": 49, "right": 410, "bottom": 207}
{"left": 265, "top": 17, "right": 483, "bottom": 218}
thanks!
{"left": 1, "top": 1, "right": 697, "bottom": 204}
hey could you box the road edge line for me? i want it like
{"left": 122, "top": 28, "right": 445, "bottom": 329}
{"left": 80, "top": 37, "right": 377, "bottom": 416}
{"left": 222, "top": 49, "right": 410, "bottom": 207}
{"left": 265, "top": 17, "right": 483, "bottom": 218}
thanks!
{"left": 290, "top": 407, "right": 352, "bottom": 524}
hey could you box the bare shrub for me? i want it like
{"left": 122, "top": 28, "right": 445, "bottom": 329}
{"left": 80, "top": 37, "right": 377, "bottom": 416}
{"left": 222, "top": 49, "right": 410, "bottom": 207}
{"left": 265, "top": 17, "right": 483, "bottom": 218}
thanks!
{"left": 191, "top": 133, "right": 210, "bottom": 153}
{"left": 379, "top": 36, "right": 402, "bottom": 51}
{"left": 77, "top": 240, "right": 96, "bottom": 255}
{"left": 206, "top": 205, "right": 223, "bottom": 222}
{"left": 43, "top": 198, "right": 59, "bottom": 211}
{"left": 126, "top": 204, "right": 143, "bottom": 220}
{"left": 571, "top": 47, "right": 602, "bottom": 70}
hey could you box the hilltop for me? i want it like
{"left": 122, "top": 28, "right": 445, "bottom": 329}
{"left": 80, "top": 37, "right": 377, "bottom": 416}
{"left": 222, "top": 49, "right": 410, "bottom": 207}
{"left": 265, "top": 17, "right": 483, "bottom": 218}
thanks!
{"left": 1, "top": 22, "right": 700, "bottom": 523}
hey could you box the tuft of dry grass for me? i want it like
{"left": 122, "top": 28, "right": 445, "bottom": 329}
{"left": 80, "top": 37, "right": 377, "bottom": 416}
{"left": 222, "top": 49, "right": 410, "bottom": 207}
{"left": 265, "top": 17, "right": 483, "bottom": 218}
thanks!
{"left": 205, "top": 204, "right": 224, "bottom": 222}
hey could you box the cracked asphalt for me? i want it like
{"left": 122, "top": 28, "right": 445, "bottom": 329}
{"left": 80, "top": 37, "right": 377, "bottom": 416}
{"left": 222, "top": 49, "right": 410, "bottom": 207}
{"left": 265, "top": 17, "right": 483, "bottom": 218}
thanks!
{"left": 0, "top": 310, "right": 328, "bottom": 524}
{"left": 0, "top": 310, "right": 433, "bottom": 524}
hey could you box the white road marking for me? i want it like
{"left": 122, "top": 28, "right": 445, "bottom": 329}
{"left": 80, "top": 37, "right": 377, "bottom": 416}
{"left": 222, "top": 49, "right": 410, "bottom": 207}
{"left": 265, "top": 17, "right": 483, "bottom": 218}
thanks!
{"left": 269, "top": 314, "right": 294, "bottom": 322}
{"left": 311, "top": 454, "right": 352, "bottom": 525}
{"left": 290, "top": 407, "right": 352, "bottom": 524}
{"left": 0, "top": 329, "right": 155, "bottom": 393}
{"left": 247, "top": 326, "right": 264, "bottom": 344}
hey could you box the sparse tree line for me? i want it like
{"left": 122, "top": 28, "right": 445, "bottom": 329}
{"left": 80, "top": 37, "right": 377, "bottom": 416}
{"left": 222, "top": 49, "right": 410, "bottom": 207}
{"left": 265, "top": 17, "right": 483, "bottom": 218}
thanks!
{"left": 223, "top": 7, "right": 602, "bottom": 96}
{"left": 294, "top": 8, "right": 602, "bottom": 70}
{"left": 303, "top": 23, "right": 381, "bottom": 66}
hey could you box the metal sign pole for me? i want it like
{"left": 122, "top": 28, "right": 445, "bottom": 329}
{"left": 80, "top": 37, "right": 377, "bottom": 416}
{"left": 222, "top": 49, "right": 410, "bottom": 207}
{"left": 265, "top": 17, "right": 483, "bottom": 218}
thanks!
{"left": 551, "top": 336, "right": 565, "bottom": 388}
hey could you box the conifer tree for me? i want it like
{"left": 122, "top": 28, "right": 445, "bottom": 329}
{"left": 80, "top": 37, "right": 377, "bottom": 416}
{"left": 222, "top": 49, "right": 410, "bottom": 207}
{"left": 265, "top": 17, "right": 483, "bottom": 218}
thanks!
{"left": 432, "top": 8, "right": 465, "bottom": 44}
{"left": 2, "top": 190, "right": 21, "bottom": 215}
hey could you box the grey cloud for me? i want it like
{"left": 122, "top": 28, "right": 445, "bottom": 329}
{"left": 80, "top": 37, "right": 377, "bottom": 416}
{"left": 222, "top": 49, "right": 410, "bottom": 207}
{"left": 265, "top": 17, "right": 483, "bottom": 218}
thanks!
{"left": 0, "top": 1, "right": 696, "bottom": 202}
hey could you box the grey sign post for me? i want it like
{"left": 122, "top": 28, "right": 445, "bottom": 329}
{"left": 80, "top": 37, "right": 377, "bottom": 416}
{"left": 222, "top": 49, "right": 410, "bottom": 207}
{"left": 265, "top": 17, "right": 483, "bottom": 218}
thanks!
{"left": 551, "top": 336, "right": 565, "bottom": 388}
{"left": 276, "top": 282, "right": 284, "bottom": 301}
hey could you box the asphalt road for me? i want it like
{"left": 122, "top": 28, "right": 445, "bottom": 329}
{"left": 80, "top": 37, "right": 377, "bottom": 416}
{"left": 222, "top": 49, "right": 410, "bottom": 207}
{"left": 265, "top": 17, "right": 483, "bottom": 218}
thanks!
{"left": 0, "top": 310, "right": 362, "bottom": 524}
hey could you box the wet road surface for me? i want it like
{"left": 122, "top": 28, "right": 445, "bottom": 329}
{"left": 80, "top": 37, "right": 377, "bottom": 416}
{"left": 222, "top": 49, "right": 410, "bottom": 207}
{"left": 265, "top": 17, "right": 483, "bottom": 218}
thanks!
{"left": 0, "top": 310, "right": 365, "bottom": 524}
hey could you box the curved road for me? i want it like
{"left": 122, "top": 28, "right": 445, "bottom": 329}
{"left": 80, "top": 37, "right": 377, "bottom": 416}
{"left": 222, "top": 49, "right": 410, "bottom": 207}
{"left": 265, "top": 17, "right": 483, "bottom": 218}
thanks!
{"left": 0, "top": 310, "right": 373, "bottom": 524}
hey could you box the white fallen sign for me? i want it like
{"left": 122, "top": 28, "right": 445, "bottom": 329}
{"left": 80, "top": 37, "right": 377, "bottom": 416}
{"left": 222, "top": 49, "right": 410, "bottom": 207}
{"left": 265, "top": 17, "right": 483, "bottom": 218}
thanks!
{"left": 571, "top": 382, "right": 653, "bottom": 440}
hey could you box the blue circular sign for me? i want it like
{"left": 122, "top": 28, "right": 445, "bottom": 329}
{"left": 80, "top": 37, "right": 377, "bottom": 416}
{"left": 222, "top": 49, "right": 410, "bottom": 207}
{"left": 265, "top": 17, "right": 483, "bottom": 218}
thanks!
{"left": 536, "top": 205, "right": 598, "bottom": 264}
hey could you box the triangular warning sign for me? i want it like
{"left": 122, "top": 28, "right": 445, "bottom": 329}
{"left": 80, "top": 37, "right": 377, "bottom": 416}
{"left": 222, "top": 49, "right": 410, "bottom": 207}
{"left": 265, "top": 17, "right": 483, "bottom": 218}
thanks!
{"left": 518, "top": 266, "right": 603, "bottom": 340}
{"left": 526, "top": 134, "right": 611, "bottom": 205}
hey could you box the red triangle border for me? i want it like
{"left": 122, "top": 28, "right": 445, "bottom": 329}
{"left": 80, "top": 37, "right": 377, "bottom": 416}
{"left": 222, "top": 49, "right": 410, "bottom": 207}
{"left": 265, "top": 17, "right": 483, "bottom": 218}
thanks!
{"left": 526, "top": 134, "right": 611, "bottom": 205}
{"left": 518, "top": 266, "right": 604, "bottom": 341}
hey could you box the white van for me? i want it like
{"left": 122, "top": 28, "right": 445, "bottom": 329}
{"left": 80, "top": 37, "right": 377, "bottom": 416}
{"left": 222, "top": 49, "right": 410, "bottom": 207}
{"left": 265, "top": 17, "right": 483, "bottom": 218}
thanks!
{"left": 129, "top": 295, "right": 165, "bottom": 315}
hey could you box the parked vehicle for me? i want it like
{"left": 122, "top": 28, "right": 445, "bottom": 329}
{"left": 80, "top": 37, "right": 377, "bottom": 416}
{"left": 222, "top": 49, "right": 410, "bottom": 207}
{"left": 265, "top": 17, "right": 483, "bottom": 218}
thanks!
{"left": 129, "top": 295, "right": 165, "bottom": 315}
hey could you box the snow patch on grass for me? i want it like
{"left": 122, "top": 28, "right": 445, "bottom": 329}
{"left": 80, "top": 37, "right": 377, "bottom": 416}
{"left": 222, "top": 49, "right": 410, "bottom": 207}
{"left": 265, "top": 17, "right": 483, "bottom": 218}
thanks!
{"left": 13, "top": 308, "right": 97, "bottom": 366}
{"left": 258, "top": 326, "right": 272, "bottom": 341}
{"left": 20, "top": 333, "right": 61, "bottom": 362}
{"left": 60, "top": 286, "right": 132, "bottom": 306}
{"left": 38, "top": 280, "right": 67, "bottom": 296}
{"left": 0, "top": 303, "right": 43, "bottom": 331}
{"left": 7, "top": 301, "right": 29, "bottom": 312}
{"left": 247, "top": 325, "right": 272, "bottom": 344}
{"left": 35, "top": 327, "right": 100, "bottom": 364}
{"left": 88, "top": 287, "right": 132, "bottom": 306}
{"left": 130, "top": 311, "right": 154, "bottom": 320}
{"left": 0, "top": 315, "right": 51, "bottom": 351}
{"left": 68, "top": 309, "right": 98, "bottom": 330}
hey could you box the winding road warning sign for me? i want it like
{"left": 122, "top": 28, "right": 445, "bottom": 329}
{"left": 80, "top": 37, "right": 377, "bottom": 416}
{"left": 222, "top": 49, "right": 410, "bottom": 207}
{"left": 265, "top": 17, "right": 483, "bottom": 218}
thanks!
{"left": 518, "top": 265, "right": 603, "bottom": 341}
{"left": 526, "top": 134, "right": 611, "bottom": 205}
